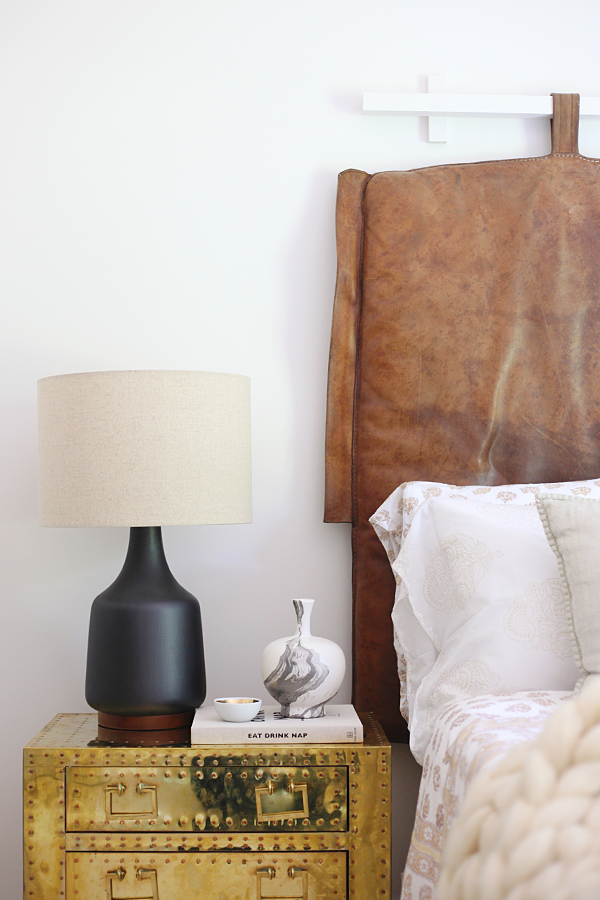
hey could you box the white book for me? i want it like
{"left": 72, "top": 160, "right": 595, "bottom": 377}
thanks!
{"left": 191, "top": 704, "right": 363, "bottom": 745}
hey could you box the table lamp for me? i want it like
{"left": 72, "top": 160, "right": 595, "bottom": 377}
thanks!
{"left": 37, "top": 370, "right": 252, "bottom": 745}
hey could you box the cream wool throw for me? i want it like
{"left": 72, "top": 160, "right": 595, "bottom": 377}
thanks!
{"left": 436, "top": 677, "right": 600, "bottom": 900}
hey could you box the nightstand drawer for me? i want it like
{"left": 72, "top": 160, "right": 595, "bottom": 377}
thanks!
{"left": 65, "top": 766, "right": 348, "bottom": 832}
{"left": 66, "top": 851, "right": 347, "bottom": 899}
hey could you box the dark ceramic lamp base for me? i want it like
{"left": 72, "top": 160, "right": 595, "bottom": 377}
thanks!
{"left": 86, "top": 526, "right": 206, "bottom": 747}
{"left": 97, "top": 711, "right": 194, "bottom": 746}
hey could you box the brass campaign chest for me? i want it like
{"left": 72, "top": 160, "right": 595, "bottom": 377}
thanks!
{"left": 24, "top": 713, "right": 390, "bottom": 899}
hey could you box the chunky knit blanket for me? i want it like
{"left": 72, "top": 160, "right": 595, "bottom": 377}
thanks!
{"left": 436, "top": 677, "right": 600, "bottom": 900}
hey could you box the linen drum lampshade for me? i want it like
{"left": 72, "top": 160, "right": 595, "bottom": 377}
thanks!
{"left": 38, "top": 370, "right": 252, "bottom": 745}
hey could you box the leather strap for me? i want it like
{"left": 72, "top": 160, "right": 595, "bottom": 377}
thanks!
{"left": 551, "top": 93, "right": 580, "bottom": 155}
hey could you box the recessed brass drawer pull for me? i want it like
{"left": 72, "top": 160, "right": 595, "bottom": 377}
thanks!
{"left": 106, "top": 865, "right": 158, "bottom": 899}
{"left": 104, "top": 780, "right": 158, "bottom": 820}
{"left": 255, "top": 781, "right": 309, "bottom": 823}
{"left": 257, "top": 864, "right": 309, "bottom": 899}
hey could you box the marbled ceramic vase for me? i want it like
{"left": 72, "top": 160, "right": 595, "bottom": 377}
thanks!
{"left": 261, "top": 599, "right": 346, "bottom": 718}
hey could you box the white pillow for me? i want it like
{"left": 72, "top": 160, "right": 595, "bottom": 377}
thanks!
{"left": 537, "top": 494, "right": 600, "bottom": 690}
{"left": 370, "top": 478, "right": 600, "bottom": 727}
{"left": 395, "top": 497, "right": 580, "bottom": 763}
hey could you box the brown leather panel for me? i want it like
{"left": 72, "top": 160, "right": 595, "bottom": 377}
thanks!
{"left": 353, "top": 521, "right": 408, "bottom": 742}
{"left": 353, "top": 152, "right": 600, "bottom": 739}
{"left": 324, "top": 169, "right": 371, "bottom": 523}
{"left": 325, "top": 102, "right": 600, "bottom": 740}
{"left": 552, "top": 93, "right": 580, "bottom": 155}
{"left": 355, "top": 154, "right": 600, "bottom": 507}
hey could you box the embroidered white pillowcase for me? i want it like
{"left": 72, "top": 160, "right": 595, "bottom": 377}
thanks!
{"left": 395, "top": 497, "right": 580, "bottom": 763}
{"left": 370, "top": 478, "right": 600, "bottom": 729}
{"left": 537, "top": 494, "right": 600, "bottom": 690}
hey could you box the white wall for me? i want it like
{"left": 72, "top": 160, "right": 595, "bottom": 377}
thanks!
{"left": 3, "top": 1, "right": 600, "bottom": 896}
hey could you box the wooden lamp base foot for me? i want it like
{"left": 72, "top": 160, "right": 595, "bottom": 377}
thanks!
{"left": 97, "top": 711, "right": 194, "bottom": 746}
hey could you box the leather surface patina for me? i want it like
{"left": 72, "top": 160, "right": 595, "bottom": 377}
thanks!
{"left": 324, "top": 94, "right": 600, "bottom": 741}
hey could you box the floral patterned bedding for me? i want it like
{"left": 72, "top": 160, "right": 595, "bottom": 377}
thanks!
{"left": 400, "top": 690, "right": 572, "bottom": 900}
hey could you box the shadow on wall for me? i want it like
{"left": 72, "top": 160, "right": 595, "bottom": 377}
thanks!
{"left": 391, "top": 743, "right": 422, "bottom": 898}
{"left": 282, "top": 167, "right": 338, "bottom": 520}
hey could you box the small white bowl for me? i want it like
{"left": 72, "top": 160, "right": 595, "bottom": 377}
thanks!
{"left": 214, "top": 697, "right": 262, "bottom": 723}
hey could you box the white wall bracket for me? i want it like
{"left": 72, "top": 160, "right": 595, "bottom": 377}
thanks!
{"left": 363, "top": 82, "right": 600, "bottom": 143}
{"left": 426, "top": 75, "right": 447, "bottom": 143}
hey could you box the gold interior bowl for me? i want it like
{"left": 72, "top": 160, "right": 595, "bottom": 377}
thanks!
{"left": 214, "top": 697, "right": 262, "bottom": 722}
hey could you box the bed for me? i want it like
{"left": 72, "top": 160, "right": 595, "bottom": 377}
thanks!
{"left": 324, "top": 92, "right": 600, "bottom": 898}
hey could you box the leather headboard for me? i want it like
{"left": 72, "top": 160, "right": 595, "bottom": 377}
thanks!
{"left": 324, "top": 95, "right": 600, "bottom": 741}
